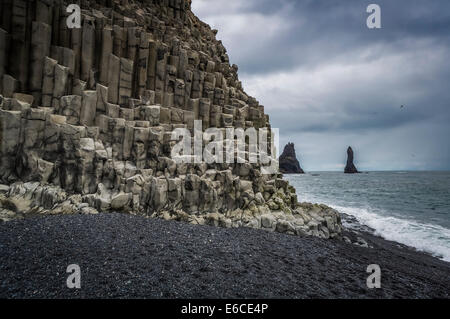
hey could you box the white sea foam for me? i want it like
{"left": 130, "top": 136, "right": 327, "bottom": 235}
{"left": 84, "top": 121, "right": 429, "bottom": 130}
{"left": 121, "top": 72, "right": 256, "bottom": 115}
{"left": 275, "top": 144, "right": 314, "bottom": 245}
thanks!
{"left": 332, "top": 204, "right": 450, "bottom": 262}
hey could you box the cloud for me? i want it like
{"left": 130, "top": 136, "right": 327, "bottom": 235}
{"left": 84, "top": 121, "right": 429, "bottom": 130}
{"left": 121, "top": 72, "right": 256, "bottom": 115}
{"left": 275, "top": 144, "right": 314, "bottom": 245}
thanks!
{"left": 192, "top": 0, "right": 450, "bottom": 170}
{"left": 193, "top": 0, "right": 297, "bottom": 73}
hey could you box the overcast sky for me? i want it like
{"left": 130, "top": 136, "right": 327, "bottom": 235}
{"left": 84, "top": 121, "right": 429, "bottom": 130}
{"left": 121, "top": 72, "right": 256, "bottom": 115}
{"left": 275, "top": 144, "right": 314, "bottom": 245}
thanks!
{"left": 192, "top": 0, "right": 450, "bottom": 171}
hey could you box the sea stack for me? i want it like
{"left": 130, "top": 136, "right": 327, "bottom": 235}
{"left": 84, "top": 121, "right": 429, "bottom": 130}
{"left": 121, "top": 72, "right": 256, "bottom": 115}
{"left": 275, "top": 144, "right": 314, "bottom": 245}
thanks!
{"left": 279, "top": 143, "right": 305, "bottom": 174}
{"left": 344, "top": 146, "right": 359, "bottom": 174}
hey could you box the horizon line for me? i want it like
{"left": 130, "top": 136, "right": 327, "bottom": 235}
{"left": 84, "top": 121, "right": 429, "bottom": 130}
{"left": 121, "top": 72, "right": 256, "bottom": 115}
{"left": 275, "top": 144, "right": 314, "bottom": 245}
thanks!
{"left": 291, "top": 169, "right": 450, "bottom": 173}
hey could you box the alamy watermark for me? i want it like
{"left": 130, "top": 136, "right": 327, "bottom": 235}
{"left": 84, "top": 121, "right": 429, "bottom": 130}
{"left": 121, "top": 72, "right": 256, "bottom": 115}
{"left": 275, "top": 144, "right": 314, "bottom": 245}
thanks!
{"left": 366, "top": 264, "right": 381, "bottom": 289}
{"left": 66, "top": 264, "right": 81, "bottom": 289}
{"left": 67, "top": 3, "right": 381, "bottom": 30}
{"left": 367, "top": 4, "right": 381, "bottom": 29}
{"left": 170, "top": 121, "right": 279, "bottom": 175}
{"left": 66, "top": 4, "right": 81, "bottom": 29}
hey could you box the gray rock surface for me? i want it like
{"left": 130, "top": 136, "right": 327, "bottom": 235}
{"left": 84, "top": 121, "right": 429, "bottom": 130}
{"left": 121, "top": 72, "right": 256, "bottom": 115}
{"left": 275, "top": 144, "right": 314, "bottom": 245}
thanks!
{"left": 344, "top": 146, "right": 359, "bottom": 174}
{"left": 0, "top": 0, "right": 342, "bottom": 240}
{"left": 279, "top": 142, "right": 305, "bottom": 174}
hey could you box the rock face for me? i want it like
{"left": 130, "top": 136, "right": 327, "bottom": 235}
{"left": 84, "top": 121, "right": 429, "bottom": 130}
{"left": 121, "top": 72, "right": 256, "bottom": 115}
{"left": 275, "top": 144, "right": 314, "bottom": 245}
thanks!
{"left": 344, "top": 146, "right": 359, "bottom": 174}
{"left": 279, "top": 143, "right": 304, "bottom": 174}
{"left": 0, "top": 0, "right": 342, "bottom": 239}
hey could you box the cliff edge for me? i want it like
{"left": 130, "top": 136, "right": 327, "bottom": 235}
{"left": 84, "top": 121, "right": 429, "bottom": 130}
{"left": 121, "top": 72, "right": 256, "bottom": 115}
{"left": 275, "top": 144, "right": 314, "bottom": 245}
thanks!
{"left": 0, "top": 0, "right": 342, "bottom": 240}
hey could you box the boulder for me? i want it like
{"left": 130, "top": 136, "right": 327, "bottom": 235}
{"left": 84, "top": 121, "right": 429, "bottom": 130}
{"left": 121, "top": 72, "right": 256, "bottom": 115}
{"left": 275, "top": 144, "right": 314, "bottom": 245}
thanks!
{"left": 111, "top": 192, "right": 132, "bottom": 211}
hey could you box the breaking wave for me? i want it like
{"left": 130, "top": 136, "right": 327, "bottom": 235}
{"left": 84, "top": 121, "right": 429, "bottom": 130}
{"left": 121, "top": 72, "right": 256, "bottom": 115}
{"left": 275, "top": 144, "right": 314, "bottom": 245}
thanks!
{"left": 333, "top": 204, "right": 450, "bottom": 262}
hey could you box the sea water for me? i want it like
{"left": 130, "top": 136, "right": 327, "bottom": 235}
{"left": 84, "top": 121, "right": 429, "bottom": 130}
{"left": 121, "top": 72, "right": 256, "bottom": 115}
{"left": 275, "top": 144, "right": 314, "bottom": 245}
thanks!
{"left": 285, "top": 171, "right": 450, "bottom": 262}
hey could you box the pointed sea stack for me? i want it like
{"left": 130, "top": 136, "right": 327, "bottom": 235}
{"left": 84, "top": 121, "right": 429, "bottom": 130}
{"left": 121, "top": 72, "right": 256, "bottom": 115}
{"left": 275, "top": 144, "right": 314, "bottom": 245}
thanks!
{"left": 279, "top": 143, "right": 305, "bottom": 174}
{"left": 344, "top": 146, "right": 359, "bottom": 174}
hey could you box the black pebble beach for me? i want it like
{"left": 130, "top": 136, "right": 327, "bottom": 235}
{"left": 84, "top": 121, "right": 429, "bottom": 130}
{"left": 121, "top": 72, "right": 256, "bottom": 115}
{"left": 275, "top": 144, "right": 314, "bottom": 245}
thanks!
{"left": 0, "top": 213, "right": 449, "bottom": 298}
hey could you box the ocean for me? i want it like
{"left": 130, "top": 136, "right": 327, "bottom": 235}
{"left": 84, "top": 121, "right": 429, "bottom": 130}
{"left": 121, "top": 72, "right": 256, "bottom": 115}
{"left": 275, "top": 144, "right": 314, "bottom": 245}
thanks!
{"left": 285, "top": 171, "right": 450, "bottom": 262}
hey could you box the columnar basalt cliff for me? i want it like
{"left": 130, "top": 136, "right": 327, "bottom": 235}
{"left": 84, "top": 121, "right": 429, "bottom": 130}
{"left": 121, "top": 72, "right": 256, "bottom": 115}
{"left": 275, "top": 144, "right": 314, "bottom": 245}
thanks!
{"left": 344, "top": 146, "right": 359, "bottom": 174}
{"left": 0, "top": 0, "right": 342, "bottom": 239}
{"left": 279, "top": 143, "right": 304, "bottom": 174}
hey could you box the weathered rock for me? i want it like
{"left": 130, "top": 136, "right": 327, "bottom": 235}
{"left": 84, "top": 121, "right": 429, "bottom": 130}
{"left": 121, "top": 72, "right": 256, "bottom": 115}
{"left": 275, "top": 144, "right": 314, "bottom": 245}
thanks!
{"left": 80, "top": 91, "right": 97, "bottom": 126}
{"left": 119, "top": 58, "right": 134, "bottom": 106}
{"left": 29, "top": 22, "right": 51, "bottom": 105}
{"left": 111, "top": 192, "right": 132, "bottom": 211}
{"left": 0, "top": 29, "right": 6, "bottom": 84}
{"left": 100, "top": 27, "right": 113, "bottom": 85}
{"left": 108, "top": 54, "right": 121, "bottom": 104}
{"left": 279, "top": 142, "right": 304, "bottom": 174}
{"left": 96, "top": 84, "right": 108, "bottom": 113}
{"left": 344, "top": 146, "right": 359, "bottom": 174}
{"left": 42, "top": 57, "right": 57, "bottom": 107}
{"left": 81, "top": 17, "right": 95, "bottom": 83}
{"left": 52, "top": 64, "right": 69, "bottom": 109}
{"left": 59, "top": 95, "right": 82, "bottom": 125}
{"left": 0, "top": 0, "right": 343, "bottom": 242}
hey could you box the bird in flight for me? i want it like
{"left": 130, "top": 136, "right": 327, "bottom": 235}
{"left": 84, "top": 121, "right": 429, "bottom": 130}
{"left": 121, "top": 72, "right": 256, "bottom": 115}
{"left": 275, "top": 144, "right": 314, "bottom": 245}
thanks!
{"left": 400, "top": 105, "right": 405, "bottom": 109}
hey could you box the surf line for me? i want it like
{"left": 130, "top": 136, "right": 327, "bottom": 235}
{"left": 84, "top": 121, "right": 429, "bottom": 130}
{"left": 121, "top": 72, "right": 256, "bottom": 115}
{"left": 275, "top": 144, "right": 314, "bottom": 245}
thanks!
{"left": 181, "top": 303, "right": 215, "bottom": 317}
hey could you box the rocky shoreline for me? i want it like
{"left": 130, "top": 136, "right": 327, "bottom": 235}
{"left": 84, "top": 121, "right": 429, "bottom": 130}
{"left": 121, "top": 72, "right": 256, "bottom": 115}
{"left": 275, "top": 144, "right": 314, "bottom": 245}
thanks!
{"left": 0, "top": 212, "right": 448, "bottom": 298}
{"left": 0, "top": 0, "right": 339, "bottom": 245}
{"left": 0, "top": 0, "right": 448, "bottom": 300}
{"left": 0, "top": 181, "right": 343, "bottom": 240}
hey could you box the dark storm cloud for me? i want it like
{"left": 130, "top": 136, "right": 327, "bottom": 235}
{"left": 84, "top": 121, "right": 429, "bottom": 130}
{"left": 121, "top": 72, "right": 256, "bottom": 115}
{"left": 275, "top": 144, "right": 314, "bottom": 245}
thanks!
{"left": 192, "top": 0, "right": 450, "bottom": 170}
{"left": 202, "top": 0, "right": 450, "bottom": 75}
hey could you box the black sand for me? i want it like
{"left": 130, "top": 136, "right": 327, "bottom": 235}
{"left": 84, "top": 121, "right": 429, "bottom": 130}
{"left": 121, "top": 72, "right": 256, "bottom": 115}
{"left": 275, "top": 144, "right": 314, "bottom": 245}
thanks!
{"left": 0, "top": 213, "right": 449, "bottom": 298}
